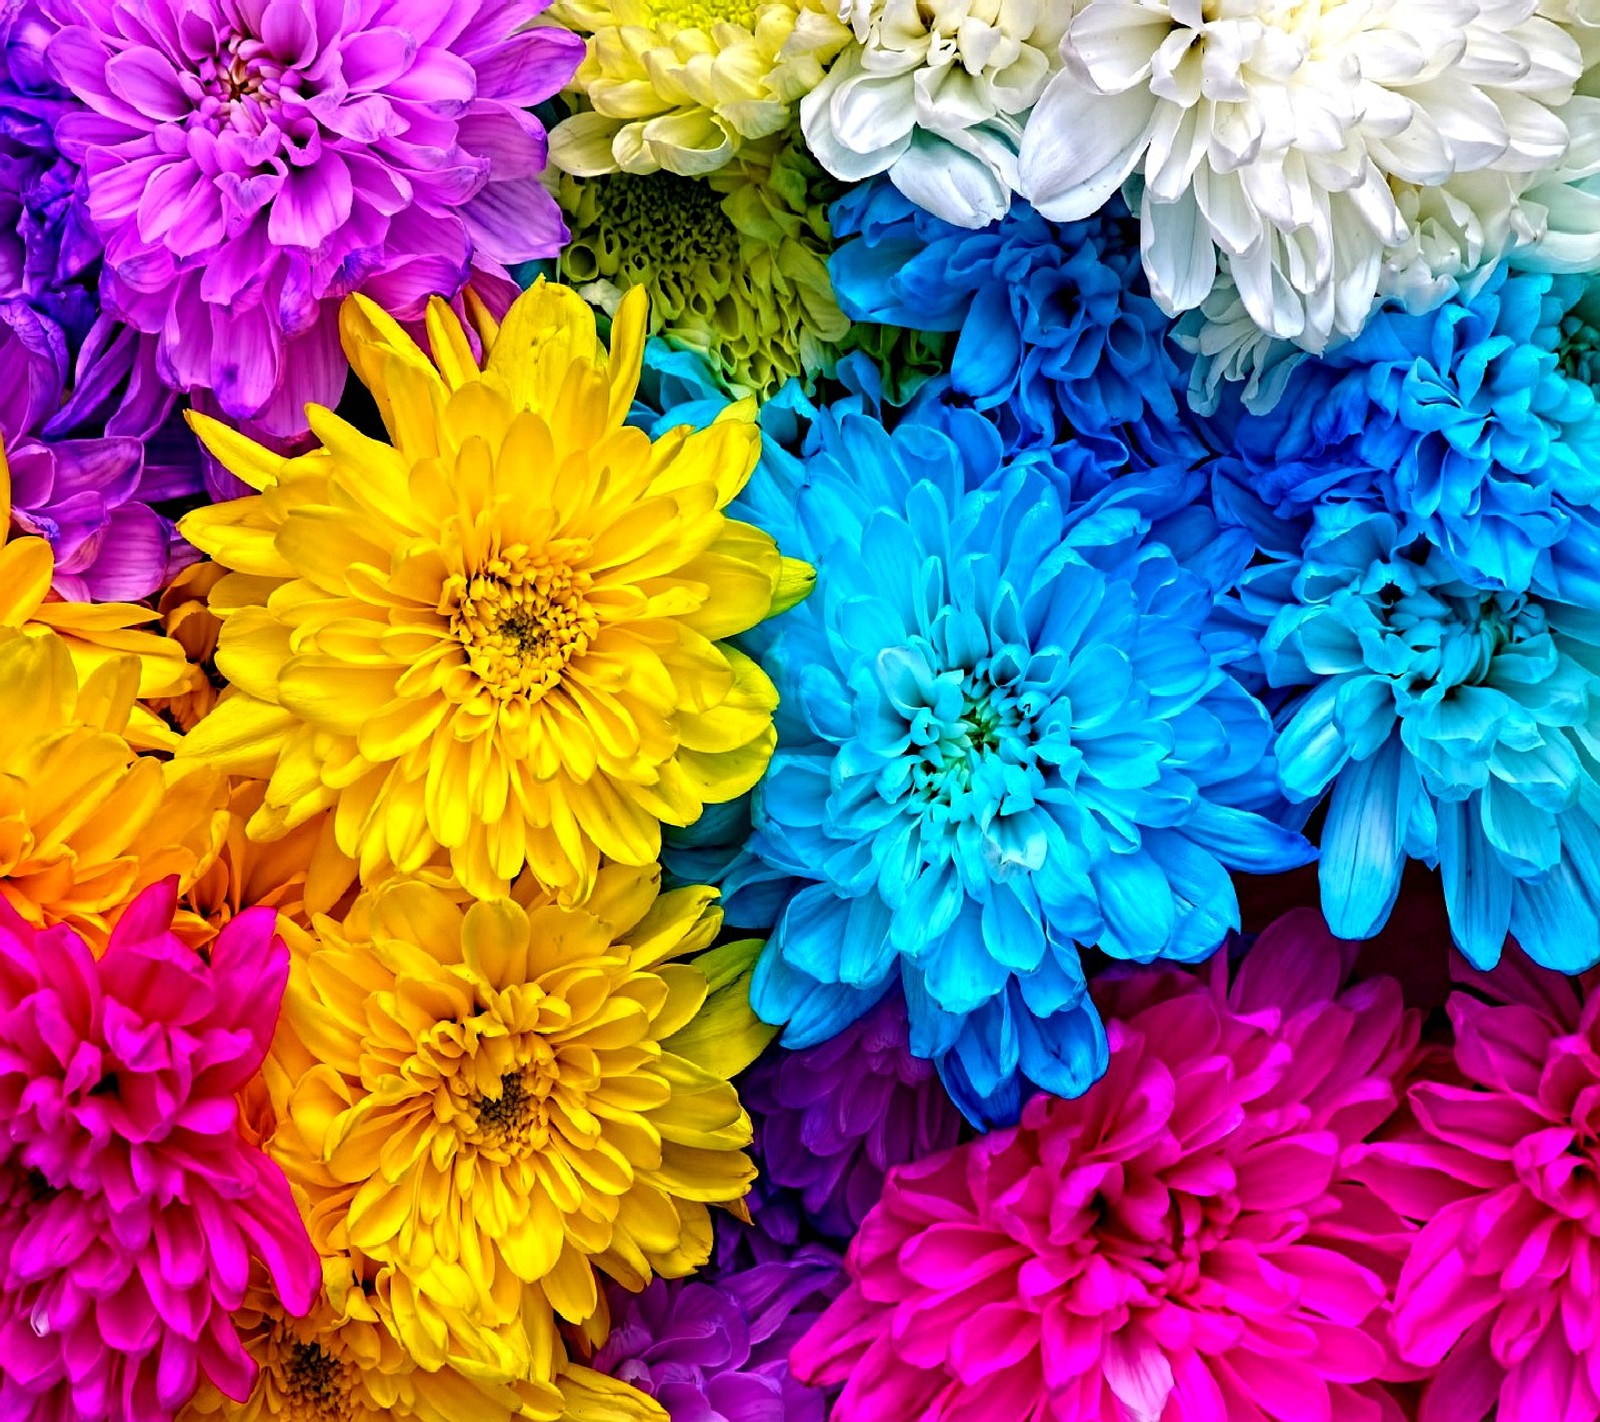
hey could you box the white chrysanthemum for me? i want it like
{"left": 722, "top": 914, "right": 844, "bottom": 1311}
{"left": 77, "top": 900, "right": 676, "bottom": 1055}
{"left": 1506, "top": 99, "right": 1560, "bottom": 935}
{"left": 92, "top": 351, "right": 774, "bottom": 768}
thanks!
{"left": 1018, "top": 0, "right": 1593, "bottom": 350}
{"left": 800, "top": 0, "right": 1067, "bottom": 226}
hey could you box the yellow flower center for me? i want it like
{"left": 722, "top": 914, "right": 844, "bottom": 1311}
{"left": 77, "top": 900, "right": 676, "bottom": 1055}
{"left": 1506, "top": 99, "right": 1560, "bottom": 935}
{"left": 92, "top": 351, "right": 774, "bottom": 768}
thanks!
{"left": 642, "top": 0, "right": 763, "bottom": 30}
{"left": 447, "top": 548, "right": 599, "bottom": 702}
{"left": 273, "top": 1335, "right": 357, "bottom": 1422}
{"left": 473, "top": 1066, "right": 552, "bottom": 1156}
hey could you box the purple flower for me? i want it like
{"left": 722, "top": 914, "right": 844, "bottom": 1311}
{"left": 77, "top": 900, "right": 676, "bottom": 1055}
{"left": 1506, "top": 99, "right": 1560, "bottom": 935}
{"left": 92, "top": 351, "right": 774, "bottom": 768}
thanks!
{"left": 742, "top": 993, "right": 966, "bottom": 1240}
{"left": 0, "top": 4, "right": 199, "bottom": 600}
{"left": 0, "top": 4, "right": 99, "bottom": 341}
{"left": 595, "top": 1250, "right": 843, "bottom": 1422}
{"left": 39, "top": 0, "right": 582, "bottom": 438}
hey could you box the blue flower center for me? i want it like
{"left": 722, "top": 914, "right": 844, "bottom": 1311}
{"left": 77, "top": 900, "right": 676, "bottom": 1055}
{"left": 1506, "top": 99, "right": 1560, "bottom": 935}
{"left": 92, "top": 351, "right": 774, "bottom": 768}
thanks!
{"left": 1559, "top": 311, "right": 1600, "bottom": 390}
{"left": 904, "top": 660, "right": 1041, "bottom": 826}
{"left": 1363, "top": 544, "right": 1545, "bottom": 707}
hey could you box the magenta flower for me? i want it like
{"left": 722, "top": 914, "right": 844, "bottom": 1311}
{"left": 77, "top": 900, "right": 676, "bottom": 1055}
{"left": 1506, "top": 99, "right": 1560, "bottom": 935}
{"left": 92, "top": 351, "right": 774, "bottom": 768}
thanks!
{"left": 1355, "top": 957, "right": 1600, "bottom": 1422}
{"left": 39, "top": 0, "right": 582, "bottom": 437}
{"left": 793, "top": 910, "right": 1421, "bottom": 1422}
{"left": 0, "top": 879, "right": 318, "bottom": 1421}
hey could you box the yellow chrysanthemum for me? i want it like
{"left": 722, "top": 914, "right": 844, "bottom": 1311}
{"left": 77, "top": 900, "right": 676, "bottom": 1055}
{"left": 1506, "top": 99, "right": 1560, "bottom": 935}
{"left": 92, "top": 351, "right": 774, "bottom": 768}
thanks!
{"left": 0, "top": 626, "right": 226, "bottom": 942}
{"left": 182, "top": 1256, "right": 663, "bottom": 1422}
{"left": 265, "top": 864, "right": 768, "bottom": 1383}
{"left": 0, "top": 444, "right": 189, "bottom": 751}
{"left": 182, "top": 779, "right": 352, "bottom": 941}
{"left": 549, "top": 0, "right": 848, "bottom": 177}
{"left": 178, "top": 281, "right": 807, "bottom": 903}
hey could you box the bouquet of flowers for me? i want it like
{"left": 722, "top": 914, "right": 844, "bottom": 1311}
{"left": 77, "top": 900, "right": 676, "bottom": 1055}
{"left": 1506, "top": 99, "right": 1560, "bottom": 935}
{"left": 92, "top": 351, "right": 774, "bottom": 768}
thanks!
{"left": 6, "top": 1, "right": 1600, "bottom": 1418}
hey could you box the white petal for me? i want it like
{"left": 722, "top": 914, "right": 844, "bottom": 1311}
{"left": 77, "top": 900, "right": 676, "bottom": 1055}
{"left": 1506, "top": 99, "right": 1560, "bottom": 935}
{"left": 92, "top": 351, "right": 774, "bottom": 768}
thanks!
{"left": 1018, "top": 75, "right": 1156, "bottom": 220}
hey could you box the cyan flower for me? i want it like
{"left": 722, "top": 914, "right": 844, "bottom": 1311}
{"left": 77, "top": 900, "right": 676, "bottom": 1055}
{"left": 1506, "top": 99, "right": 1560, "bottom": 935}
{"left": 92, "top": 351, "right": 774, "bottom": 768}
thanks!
{"left": 1246, "top": 497, "right": 1600, "bottom": 972}
{"left": 727, "top": 401, "right": 1308, "bottom": 1126}
{"left": 828, "top": 178, "right": 1203, "bottom": 469}
{"left": 1222, "top": 264, "right": 1600, "bottom": 599}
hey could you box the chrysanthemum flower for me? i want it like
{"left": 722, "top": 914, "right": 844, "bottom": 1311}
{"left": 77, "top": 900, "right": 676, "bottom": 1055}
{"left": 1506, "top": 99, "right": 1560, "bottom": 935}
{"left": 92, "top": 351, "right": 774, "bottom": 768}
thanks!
{"left": 0, "top": 5, "right": 202, "bottom": 600}
{"left": 0, "top": 879, "right": 319, "bottom": 1421}
{"left": 595, "top": 1248, "right": 841, "bottom": 1421}
{"left": 1224, "top": 263, "right": 1600, "bottom": 597}
{"left": 1354, "top": 956, "right": 1600, "bottom": 1422}
{"left": 34, "top": 0, "right": 582, "bottom": 437}
{"left": 1247, "top": 497, "right": 1600, "bottom": 971}
{"left": 182, "top": 1255, "right": 664, "bottom": 1422}
{"left": 178, "top": 281, "right": 801, "bottom": 903}
{"left": 801, "top": 0, "right": 1064, "bottom": 227}
{"left": 1017, "top": 0, "right": 1591, "bottom": 351}
{"left": 742, "top": 992, "right": 965, "bottom": 1239}
{"left": 181, "top": 779, "right": 345, "bottom": 944}
{"left": 793, "top": 910, "right": 1419, "bottom": 1422}
{"left": 828, "top": 179, "right": 1201, "bottom": 467}
{"left": 0, "top": 626, "right": 224, "bottom": 941}
{"left": 550, "top": 0, "right": 846, "bottom": 177}
{"left": 739, "top": 407, "right": 1310, "bottom": 1123}
{"left": 265, "top": 865, "right": 763, "bottom": 1382}
{"left": 559, "top": 136, "right": 850, "bottom": 398}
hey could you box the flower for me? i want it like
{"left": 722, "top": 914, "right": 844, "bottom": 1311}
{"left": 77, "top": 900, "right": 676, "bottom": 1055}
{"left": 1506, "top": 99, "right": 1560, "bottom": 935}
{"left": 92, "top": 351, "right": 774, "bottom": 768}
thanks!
{"left": 549, "top": 0, "right": 847, "bottom": 177}
{"left": 0, "top": 14, "right": 201, "bottom": 601}
{"left": 792, "top": 909, "right": 1420, "bottom": 1422}
{"left": 1247, "top": 497, "right": 1600, "bottom": 972}
{"left": 0, "top": 627, "right": 224, "bottom": 941}
{"left": 828, "top": 178, "right": 1202, "bottom": 467}
{"left": 742, "top": 405, "right": 1311, "bottom": 1125}
{"left": 558, "top": 134, "right": 850, "bottom": 397}
{"left": 1220, "top": 263, "right": 1600, "bottom": 597}
{"left": 1016, "top": 0, "right": 1592, "bottom": 352}
{"left": 0, "top": 878, "right": 319, "bottom": 1421}
{"left": 181, "top": 1255, "right": 665, "bottom": 1422}
{"left": 0, "top": 4, "right": 97, "bottom": 358}
{"left": 264, "top": 865, "right": 764, "bottom": 1383}
{"left": 594, "top": 1248, "right": 842, "bottom": 1421}
{"left": 742, "top": 991, "right": 965, "bottom": 1238}
{"left": 800, "top": 0, "right": 1065, "bottom": 228}
{"left": 179, "top": 281, "right": 801, "bottom": 903}
{"left": 37, "top": 0, "right": 582, "bottom": 437}
{"left": 1354, "top": 956, "right": 1600, "bottom": 1422}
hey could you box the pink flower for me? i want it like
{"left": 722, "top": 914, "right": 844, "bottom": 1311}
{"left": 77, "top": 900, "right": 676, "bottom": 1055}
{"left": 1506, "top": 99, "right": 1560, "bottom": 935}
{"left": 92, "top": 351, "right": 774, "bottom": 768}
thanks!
{"left": 1354, "top": 955, "right": 1600, "bottom": 1422}
{"left": 0, "top": 879, "right": 317, "bottom": 1421}
{"left": 792, "top": 910, "right": 1421, "bottom": 1422}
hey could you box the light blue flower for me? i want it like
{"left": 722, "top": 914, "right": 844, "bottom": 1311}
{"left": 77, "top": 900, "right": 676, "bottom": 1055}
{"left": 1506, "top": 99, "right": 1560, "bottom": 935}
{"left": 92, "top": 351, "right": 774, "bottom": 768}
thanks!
{"left": 737, "top": 408, "right": 1309, "bottom": 1126}
{"left": 1221, "top": 264, "right": 1600, "bottom": 598}
{"left": 1246, "top": 498, "right": 1600, "bottom": 971}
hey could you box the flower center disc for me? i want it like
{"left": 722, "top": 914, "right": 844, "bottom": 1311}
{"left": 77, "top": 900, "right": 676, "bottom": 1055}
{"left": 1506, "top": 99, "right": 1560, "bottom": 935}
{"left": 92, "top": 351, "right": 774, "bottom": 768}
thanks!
{"left": 448, "top": 551, "right": 598, "bottom": 702}
{"left": 277, "top": 1337, "right": 356, "bottom": 1422}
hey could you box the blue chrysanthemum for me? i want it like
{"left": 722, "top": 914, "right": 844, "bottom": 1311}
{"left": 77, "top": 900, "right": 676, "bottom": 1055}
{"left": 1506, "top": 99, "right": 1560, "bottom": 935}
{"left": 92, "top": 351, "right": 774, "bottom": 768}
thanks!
{"left": 733, "top": 410, "right": 1309, "bottom": 1126}
{"left": 1246, "top": 497, "right": 1600, "bottom": 972}
{"left": 828, "top": 179, "right": 1203, "bottom": 470}
{"left": 1222, "top": 264, "right": 1600, "bottom": 598}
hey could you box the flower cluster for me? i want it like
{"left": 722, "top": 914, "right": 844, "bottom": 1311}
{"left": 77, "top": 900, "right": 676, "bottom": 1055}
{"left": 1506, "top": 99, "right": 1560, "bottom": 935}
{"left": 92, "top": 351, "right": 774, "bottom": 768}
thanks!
{"left": 16, "top": 2, "right": 1600, "bottom": 1418}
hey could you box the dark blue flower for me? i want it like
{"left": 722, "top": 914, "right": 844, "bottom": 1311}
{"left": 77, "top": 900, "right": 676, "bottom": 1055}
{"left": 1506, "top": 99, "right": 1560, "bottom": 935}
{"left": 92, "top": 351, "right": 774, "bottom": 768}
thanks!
{"left": 828, "top": 178, "right": 1203, "bottom": 470}
{"left": 1221, "top": 264, "right": 1600, "bottom": 600}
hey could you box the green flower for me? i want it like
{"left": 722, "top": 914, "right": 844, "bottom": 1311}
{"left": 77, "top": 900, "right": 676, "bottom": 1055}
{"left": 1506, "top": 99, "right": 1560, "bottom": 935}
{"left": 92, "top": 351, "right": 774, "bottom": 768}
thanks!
{"left": 558, "top": 133, "right": 849, "bottom": 397}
